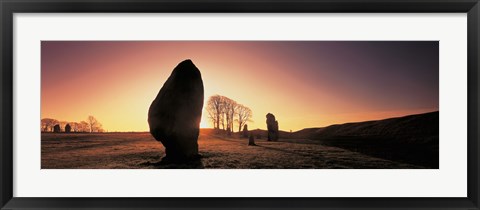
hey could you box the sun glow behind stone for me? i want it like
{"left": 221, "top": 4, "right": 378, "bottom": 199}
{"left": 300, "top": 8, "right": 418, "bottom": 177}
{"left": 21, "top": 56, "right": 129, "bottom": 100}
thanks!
{"left": 41, "top": 41, "right": 439, "bottom": 132}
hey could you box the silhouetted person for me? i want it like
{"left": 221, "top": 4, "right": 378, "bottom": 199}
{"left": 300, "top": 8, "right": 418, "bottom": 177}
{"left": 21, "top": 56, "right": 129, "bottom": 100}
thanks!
{"left": 242, "top": 124, "right": 249, "bottom": 138}
{"left": 266, "top": 113, "right": 279, "bottom": 141}
{"left": 248, "top": 133, "right": 256, "bottom": 146}
{"left": 53, "top": 124, "right": 61, "bottom": 133}
{"left": 65, "top": 124, "right": 71, "bottom": 133}
{"left": 148, "top": 59, "right": 204, "bottom": 163}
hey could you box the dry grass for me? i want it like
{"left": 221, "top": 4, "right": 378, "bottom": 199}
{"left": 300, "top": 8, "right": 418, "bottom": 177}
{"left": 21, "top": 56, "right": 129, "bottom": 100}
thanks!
{"left": 41, "top": 131, "right": 422, "bottom": 169}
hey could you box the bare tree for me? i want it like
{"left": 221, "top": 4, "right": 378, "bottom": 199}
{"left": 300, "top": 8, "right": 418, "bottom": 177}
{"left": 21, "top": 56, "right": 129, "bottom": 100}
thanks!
{"left": 221, "top": 96, "right": 237, "bottom": 135}
{"left": 219, "top": 111, "right": 225, "bottom": 130}
{"left": 94, "top": 123, "right": 103, "bottom": 132}
{"left": 206, "top": 95, "right": 223, "bottom": 129}
{"left": 70, "top": 122, "right": 79, "bottom": 132}
{"left": 79, "top": 121, "right": 89, "bottom": 132}
{"left": 41, "top": 120, "right": 47, "bottom": 132}
{"left": 40, "top": 117, "right": 104, "bottom": 133}
{"left": 228, "top": 101, "right": 237, "bottom": 134}
{"left": 236, "top": 104, "right": 252, "bottom": 132}
{"left": 41, "top": 118, "right": 59, "bottom": 132}
{"left": 206, "top": 95, "right": 252, "bottom": 135}
{"left": 41, "top": 119, "right": 49, "bottom": 132}
{"left": 97, "top": 127, "right": 105, "bottom": 133}
{"left": 58, "top": 121, "right": 68, "bottom": 132}
{"left": 87, "top": 116, "right": 99, "bottom": 133}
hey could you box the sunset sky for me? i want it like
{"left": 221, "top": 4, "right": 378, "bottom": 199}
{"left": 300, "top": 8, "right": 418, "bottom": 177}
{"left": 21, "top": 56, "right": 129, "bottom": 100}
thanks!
{"left": 41, "top": 41, "right": 438, "bottom": 132}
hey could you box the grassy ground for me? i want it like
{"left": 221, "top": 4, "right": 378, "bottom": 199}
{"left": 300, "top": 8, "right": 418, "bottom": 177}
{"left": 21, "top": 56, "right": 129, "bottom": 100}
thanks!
{"left": 41, "top": 131, "right": 422, "bottom": 169}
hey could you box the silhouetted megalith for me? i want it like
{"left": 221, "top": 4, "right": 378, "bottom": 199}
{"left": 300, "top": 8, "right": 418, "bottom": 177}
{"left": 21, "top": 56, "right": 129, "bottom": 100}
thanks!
{"left": 248, "top": 133, "right": 256, "bottom": 146}
{"left": 148, "top": 59, "right": 204, "bottom": 162}
{"left": 242, "top": 124, "right": 249, "bottom": 138}
{"left": 65, "top": 124, "right": 71, "bottom": 133}
{"left": 266, "top": 113, "right": 279, "bottom": 141}
{"left": 53, "top": 124, "right": 61, "bottom": 133}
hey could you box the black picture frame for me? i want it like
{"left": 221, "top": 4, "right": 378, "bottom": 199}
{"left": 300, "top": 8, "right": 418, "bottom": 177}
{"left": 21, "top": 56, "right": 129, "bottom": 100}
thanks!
{"left": 1, "top": 0, "right": 479, "bottom": 209}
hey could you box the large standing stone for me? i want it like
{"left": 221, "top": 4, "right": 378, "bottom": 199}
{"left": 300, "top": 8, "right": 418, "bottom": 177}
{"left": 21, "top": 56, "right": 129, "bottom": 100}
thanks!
{"left": 148, "top": 59, "right": 204, "bottom": 162}
{"left": 266, "top": 113, "right": 279, "bottom": 141}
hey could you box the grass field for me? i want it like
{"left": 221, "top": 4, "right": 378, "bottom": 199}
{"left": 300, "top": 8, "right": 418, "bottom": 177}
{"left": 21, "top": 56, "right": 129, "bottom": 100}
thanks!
{"left": 41, "top": 130, "right": 423, "bottom": 169}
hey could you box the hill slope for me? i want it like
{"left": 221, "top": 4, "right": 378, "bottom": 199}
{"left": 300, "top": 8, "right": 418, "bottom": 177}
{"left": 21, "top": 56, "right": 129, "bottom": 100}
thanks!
{"left": 226, "top": 112, "right": 438, "bottom": 168}
{"left": 303, "top": 111, "right": 439, "bottom": 168}
{"left": 309, "top": 111, "right": 438, "bottom": 143}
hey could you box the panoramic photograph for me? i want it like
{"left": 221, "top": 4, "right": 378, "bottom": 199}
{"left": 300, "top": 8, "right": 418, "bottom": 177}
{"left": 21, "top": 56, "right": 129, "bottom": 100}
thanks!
{"left": 41, "top": 41, "right": 439, "bottom": 169}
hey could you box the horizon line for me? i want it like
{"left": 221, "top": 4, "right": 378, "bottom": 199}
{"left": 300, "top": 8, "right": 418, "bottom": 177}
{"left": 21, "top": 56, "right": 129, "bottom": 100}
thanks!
{"left": 42, "top": 110, "right": 439, "bottom": 133}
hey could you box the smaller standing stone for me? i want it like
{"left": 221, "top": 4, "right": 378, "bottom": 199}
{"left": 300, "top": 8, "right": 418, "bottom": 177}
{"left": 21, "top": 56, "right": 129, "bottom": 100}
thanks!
{"left": 53, "top": 124, "right": 61, "bottom": 133}
{"left": 242, "top": 124, "right": 249, "bottom": 138}
{"left": 248, "top": 133, "right": 256, "bottom": 146}
{"left": 65, "top": 124, "right": 72, "bottom": 133}
{"left": 266, "top": 113, "right": 279, "bottom": 141}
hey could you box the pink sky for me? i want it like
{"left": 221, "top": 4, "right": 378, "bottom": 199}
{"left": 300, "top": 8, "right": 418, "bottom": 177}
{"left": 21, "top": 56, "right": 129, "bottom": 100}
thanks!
{"left": 41, "top": 41, "right": 439, "bottom": 132}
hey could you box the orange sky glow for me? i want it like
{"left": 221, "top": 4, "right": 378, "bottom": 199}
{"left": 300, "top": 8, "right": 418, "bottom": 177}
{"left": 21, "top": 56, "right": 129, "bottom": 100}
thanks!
{"left": 41, "top": 41, "right": 439, "bottom": 132}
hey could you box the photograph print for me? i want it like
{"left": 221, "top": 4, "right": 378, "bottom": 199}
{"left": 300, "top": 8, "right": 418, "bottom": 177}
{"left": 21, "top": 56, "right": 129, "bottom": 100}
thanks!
{"left": 41, "top": 41, "right": 439, "bottom": 169}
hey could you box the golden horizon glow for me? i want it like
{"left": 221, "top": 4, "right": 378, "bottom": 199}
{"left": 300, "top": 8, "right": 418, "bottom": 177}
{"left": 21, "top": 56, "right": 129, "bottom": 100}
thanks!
{"left": 41, "top": 41, "right": 439, "bottom": 132}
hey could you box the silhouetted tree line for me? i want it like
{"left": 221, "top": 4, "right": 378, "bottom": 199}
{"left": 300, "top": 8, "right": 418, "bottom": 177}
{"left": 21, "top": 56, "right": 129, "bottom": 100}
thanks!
{"left": 206, "top": 95, "right": 252, "bottom": 135}
{"left": 41, "top": 115, "right": 104, "bottom": 133}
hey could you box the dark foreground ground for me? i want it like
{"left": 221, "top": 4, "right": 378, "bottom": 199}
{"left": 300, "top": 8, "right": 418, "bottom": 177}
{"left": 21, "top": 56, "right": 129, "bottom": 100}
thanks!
{"left": 41, "top": 131, "right": 427, "bottom": 169}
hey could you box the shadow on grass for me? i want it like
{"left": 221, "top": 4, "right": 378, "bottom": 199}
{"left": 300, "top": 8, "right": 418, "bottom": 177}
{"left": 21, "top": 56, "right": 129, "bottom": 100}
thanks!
{"left": 255, "top": 144, "right": 323, "bottom": 159}
{"left": 139, "top": 156, "right": 205, "bottom": 169}
{"left": 317, "top": 136, "right": 438, "bottom": 168}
